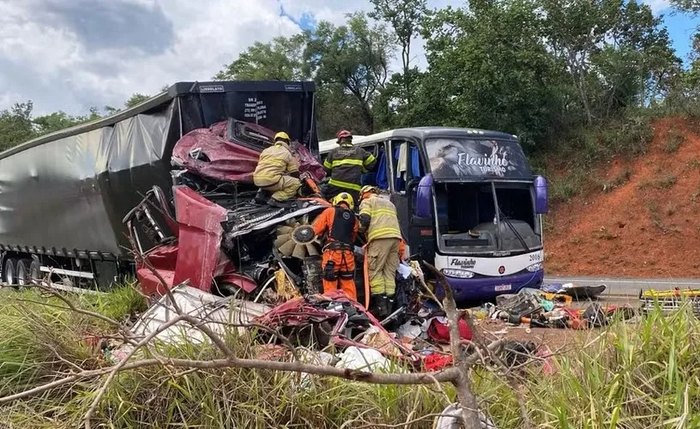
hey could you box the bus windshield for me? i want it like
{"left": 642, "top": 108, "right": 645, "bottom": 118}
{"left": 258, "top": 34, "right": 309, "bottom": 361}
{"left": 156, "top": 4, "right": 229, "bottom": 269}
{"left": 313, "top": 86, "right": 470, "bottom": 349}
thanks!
{"left": 433, "top": 181, "right": 542, "bottom": 255}
{"left": 425, "top": 137, "right": 532, "bottom": 180}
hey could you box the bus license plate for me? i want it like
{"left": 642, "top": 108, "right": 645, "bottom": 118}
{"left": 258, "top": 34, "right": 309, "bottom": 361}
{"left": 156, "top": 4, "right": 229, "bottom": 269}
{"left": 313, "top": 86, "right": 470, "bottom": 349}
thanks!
{"left": 494, "top": 284, "right": 512, "bottom": 292}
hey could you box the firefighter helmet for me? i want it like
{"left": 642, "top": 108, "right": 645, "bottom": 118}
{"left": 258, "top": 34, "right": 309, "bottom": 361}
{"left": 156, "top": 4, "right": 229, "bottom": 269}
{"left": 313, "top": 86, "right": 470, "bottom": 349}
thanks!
{"left": 360, "top": 185, "right": 379, "bottom": 201}
{"left": 274, "top": 131, "right": 291, "bottom": 143}
{"left": 335, "top": 129, "right": 352, "bottom": 143}
{"left": 332, "top": 192, "right": 355, "bottom": 210}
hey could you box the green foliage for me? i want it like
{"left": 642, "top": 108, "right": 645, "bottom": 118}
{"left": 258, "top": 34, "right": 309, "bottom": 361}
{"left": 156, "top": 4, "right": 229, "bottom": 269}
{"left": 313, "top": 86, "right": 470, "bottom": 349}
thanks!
{"left": 540, "top": 114, "right": 653, "bottom": 203}
{"left": 638, "top": 174, "right": 678, "bottom": 190}
{"left": 664, "top": 127, "right": 685, "bottom": 153}
{"left": 0, "top": 289, "right": 448, "bottom": 428}
{"left": 369, "top": 0, "right": 428, "bottom": 106}
{"left": 0, "top": 102, "right": 35, "bottom": 151}
{"left": 2, "top": 288, "right": 700, "bottom": 428}
{"left": 305, "top": 13, "right": 394, "bottom": 135}
{"left": 416, "top": 0, "right": 563, "bottom": 146}
{"left": 475, "top": 305, "right": 700, "bottom": 428}
{"left": 124, "top": 93, "right": 151, "bottom": 108}
{"left": 215, "top": 35, "right": 309, "bottom": 81}
{"left": 671, "top": 0, "right": 700, "bottom": 12}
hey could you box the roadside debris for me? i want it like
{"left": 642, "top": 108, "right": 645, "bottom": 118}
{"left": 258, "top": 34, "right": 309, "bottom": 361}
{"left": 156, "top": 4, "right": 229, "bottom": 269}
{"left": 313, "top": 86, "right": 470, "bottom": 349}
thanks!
{"left": 541, "top": 282, "right": 607, "bottom": 299}
{"left": 640, "top": 288, "right": 700, "bottom": 316}
{"left": 130, "top": 284, "right": 270, "bottom": 346}
{"left": 471, "top": 287, "right": 636, "bottom": 330}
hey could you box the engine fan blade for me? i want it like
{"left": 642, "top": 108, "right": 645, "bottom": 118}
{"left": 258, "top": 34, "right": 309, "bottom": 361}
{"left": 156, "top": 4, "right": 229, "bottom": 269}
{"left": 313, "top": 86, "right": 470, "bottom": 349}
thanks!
{"left": 292, "top": 244, "right": 307, "bottom": 259}
{"left": 306, "top": 243, "right": 319, "bottom": 256}
{"left": 278, "top": 240, "right": 296, "bottom": 256}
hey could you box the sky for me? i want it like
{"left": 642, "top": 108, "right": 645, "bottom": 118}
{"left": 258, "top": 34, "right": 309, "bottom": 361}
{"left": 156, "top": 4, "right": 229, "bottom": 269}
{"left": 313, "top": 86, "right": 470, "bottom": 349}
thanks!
{"left": 0, "top": 0, "right": 697, "bottom": 116}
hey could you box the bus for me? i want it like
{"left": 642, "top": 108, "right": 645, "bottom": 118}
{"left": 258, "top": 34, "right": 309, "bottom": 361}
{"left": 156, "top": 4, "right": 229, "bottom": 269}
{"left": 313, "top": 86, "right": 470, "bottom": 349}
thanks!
{"left": 320, "top": 127, "right": 548, "bottom": 302}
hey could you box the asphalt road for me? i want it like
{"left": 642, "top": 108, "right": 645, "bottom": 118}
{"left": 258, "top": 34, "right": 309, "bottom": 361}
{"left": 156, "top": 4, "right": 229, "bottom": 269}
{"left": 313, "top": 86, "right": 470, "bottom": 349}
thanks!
{"left": 544, "top": 275, "right": 700, "bottom": 299}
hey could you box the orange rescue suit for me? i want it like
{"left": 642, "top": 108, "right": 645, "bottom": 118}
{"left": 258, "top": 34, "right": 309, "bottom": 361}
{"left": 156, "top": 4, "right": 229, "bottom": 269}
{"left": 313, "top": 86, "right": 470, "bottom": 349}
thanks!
{"left": 312, "top": 205, "right": 359, "bottom": 300}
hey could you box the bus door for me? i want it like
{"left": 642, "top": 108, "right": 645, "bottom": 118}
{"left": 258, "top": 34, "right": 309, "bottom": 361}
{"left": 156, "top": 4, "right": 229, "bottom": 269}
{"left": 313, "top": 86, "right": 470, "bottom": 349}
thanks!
{"left": 386, "top": 138, "right": 427, "bottom": 258}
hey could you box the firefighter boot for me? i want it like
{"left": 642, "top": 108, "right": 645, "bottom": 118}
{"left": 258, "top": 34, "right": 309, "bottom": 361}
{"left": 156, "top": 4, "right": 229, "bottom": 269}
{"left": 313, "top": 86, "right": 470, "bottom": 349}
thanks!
{"left": 369, "top": 294, "right": 392, "bottom": 320}
{"left": 255, "top": 189, "right": 271, "bottom": 205}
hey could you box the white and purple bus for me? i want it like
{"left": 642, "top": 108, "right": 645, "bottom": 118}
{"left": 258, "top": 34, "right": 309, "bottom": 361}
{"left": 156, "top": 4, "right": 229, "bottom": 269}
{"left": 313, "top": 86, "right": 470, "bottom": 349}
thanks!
{"left": 320, "top": 127, "right": 548, "bottom": 302}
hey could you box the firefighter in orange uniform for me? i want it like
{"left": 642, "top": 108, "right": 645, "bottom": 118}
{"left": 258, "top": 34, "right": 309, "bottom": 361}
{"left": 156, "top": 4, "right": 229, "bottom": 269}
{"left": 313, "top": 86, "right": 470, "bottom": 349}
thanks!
{"left": 311, "top": 192, "right": 359, "bottom": 300}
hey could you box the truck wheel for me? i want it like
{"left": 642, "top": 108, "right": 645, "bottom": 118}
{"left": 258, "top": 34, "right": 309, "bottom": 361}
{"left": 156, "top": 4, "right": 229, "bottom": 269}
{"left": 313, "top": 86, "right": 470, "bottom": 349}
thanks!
{"left": 29, "top": 260, "right": 42, "bottom": 282}
{"left": 3, "top": 258, "right": 17, "bottom": 285}
{"left": 16, "top": 259, "right": 33, "bottom": 286}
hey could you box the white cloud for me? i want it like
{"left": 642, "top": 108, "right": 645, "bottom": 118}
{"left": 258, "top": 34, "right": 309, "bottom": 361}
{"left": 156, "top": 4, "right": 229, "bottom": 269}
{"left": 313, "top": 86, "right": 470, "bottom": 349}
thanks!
{"left": 0, "top": 0, "right": 301, "bottom": 115}
{"left": 0, "top": 0, "right": 678, "bottom": 116}
{"left": 644, "top": 0, "right": 672, "bottom": 13}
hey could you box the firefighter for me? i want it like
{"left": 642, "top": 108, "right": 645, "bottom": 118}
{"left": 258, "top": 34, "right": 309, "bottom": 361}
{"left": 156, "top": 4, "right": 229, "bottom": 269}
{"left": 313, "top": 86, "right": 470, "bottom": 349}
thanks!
{"left": 358, "top": 185, "right": 404, "bottom": 318}
{"left": 253, "top": 131, "right": 301, "bottom": 206}
{"left": 322, "top": 129, "right": 376, "bottom": 204}
{"left": 312, "top": 192, "right": 359, "bottom": 300}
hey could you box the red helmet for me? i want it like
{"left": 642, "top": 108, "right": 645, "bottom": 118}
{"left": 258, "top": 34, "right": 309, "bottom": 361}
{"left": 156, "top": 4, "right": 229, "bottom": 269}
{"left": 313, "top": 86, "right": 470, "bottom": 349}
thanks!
{"left": 336, "top": 129, "right": 352, "bottom": 142}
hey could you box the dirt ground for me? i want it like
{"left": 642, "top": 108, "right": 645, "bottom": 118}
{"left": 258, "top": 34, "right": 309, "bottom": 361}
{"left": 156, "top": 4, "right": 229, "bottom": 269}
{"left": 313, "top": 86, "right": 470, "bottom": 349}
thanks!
{"left": 545, "top": 118, "right": 700, "bottom": 277}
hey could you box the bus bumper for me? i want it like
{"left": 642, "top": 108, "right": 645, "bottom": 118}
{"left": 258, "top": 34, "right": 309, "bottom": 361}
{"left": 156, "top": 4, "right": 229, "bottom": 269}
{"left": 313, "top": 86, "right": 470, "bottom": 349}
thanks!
{"left": 440, "top": 269, "right": 544, "bottom": 303}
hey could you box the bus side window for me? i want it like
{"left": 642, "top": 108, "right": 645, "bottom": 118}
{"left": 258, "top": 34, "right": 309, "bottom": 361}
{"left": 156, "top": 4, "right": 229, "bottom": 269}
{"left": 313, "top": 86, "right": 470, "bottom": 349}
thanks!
{"left": 360, "top": 143, "right": 381, "bottom": 186}
{"left": 374, "top": 144, "right": 391, "bottom": 191}
{"left": 390, "top": 140, "right": 424, "bottom": 194}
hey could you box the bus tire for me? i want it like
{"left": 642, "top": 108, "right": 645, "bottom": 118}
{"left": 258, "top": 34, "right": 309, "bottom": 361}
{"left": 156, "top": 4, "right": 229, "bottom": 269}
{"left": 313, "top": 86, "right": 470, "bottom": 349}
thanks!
{"left": 3, "top": 258, "right": 17, "bottom": 286}
{"left": 16, "top": 259, "right": 33, "bottom": 286}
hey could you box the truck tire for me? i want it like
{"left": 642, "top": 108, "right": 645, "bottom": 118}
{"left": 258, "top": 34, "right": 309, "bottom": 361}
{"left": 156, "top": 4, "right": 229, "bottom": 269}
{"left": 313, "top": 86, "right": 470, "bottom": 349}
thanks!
{"left": 3, "top": 258, "right": 17, "bottom": 285}
{"left": 16, "top": 259, "right": 33, "bottom": 286}
{"left": 29, "top": 259, "right": 42, "bottom": 282}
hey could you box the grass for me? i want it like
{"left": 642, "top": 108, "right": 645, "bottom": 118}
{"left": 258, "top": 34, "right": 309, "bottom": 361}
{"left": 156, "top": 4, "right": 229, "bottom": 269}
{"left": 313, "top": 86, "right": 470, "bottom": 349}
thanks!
{"left": 638, "top": 174, "right": 677, "bottom": 191}
{"left": 2, "top": 286, "right": 700, "bottom": 428}
{"left": 663, "top": 127, "right": 685, "bottom": 153}
{"left": 536, "top": 115, "right": 654, "bottom": 205}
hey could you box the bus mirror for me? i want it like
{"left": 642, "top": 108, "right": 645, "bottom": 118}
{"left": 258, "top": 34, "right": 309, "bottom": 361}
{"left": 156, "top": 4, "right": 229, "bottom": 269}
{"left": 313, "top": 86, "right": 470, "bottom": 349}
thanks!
{"left": 535, "top": 175, "right": 548, "bottom": 214}
{"left": 414, "top": 174, "right": 433, "bottom": 219}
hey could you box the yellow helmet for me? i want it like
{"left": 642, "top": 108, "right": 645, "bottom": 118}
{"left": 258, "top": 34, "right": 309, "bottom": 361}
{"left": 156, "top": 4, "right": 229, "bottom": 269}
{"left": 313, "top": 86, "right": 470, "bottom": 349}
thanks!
{"left": 274, "top": 131, "right": 290, "bottom": 143}
{"left": 360, "top": 185, "right": 379, "bottom": 200}
{"left": 332, "top": 192, "right": 354, "bottom": 210}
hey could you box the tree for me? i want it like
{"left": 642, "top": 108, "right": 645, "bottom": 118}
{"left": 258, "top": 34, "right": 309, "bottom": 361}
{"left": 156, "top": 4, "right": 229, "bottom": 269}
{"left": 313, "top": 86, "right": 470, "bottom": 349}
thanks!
{"left": 33, "top": 111, "right": 82, "bottom": 135}
{"left": 369, "top": 0, "right": 428, "bottom": 105}
{"left": 670, "top": 0, "right": 700, "bottom": 12}
{"left": 0, "top": 101, "right": 36, "bottom": 151}
{"left": 125, "top": 93, "right": 151, "bottom": 108}
{"left": 418, "top": 0, "right": 563, "bottom": 147}
{"left": 215, "top": 35, "right": 309, "bottom": 81}
{"left": 304, "top": 13, "right": 394, "bottom": 134}
{"left": 541, "top": 0, "right": 678, "bottom": 123}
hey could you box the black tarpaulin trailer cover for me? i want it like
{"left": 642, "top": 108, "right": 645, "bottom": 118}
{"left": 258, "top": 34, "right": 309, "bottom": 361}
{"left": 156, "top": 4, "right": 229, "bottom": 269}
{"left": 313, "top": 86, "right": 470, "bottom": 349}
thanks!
{"left": 0, "top": 81, "right": 316, "bottom": 260}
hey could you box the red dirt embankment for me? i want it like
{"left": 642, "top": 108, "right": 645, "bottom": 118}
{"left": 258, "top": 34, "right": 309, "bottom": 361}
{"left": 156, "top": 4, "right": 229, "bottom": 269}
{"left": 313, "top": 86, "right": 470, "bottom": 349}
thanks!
{"left": 545, "top": 118, "right": 700, "bottom": 277}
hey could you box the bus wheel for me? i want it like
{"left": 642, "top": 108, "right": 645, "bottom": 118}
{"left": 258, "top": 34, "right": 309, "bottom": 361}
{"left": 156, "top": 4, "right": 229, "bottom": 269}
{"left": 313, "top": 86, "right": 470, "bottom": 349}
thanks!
{"left": 16, "top": 259, "right": 33, "bottom": 286}
{"left": 3, "top": 258, "right": 17, "bottom": 286}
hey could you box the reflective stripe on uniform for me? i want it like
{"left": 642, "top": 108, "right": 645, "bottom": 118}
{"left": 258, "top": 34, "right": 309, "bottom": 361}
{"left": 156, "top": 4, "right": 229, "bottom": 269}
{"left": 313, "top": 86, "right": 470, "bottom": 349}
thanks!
{"left": 328, "top": 178, "right": 362, "bottom": 191}
{"left": 359, "top": 196, "right": 402, "bottom": 241}
{"left": 367, "top": 226, "right": 401, "bottom": 242}
{"left": 323, "top": 159, "right": 332, "bottom": 169}
{"left": 364, "top": 153, "right": 376, "bottom": 167}
{"left": 329, "top": 158, "right": 364, "bottom": 168}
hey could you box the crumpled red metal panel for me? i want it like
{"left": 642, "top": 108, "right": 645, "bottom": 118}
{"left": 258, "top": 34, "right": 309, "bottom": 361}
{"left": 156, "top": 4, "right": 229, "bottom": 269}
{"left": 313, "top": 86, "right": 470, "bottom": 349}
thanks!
{"left": 171, "top": 120, "right": 326, "bottom": 183}
{"left": 171, "top": 185, "right": 229, "bottom": 292}
{"left": 255, "top": 292, "right": 418, "bottom": 361}
{"left": 171, "top": 124, "right": 261, "bottom": 183}
{"left": 137, "top": 243, "right": 178, "bottom": 297}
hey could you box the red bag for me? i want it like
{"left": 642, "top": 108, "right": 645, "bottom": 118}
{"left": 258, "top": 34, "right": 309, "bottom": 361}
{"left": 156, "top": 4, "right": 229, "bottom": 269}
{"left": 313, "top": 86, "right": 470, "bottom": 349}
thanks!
{"left": 427, "top": 316, "right": 473, "bottom": 344}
